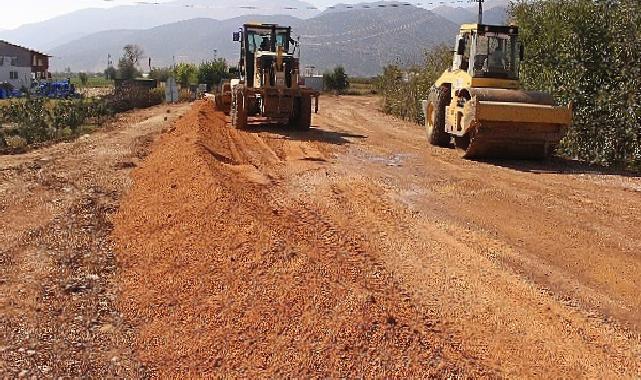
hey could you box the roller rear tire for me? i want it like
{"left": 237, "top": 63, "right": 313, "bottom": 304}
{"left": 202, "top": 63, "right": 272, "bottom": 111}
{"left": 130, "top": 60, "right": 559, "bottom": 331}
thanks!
{"left": 425, "top": 85, "right": 451, "bottom": 147}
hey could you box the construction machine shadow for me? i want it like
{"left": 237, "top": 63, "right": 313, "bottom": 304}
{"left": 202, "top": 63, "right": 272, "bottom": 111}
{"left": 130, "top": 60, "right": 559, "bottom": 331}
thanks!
{"left": 247, "top": 125, "right": 366, "bottom": 146}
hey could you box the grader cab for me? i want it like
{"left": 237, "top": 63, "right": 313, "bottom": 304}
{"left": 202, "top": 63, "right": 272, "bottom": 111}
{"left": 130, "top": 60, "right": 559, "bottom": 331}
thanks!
{"left": 230, "top": 23, "right": 319, "bottom": 130}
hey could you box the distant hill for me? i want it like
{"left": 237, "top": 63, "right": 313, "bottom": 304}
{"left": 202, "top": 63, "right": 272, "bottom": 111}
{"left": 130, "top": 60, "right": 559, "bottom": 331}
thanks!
{"left": 0, "top": 0, "right": 319, "bottom": 51}
{"left": 49, "top": 16, "right": 297, "bottom": 72}
{"left": 50, "top": 5, "right": 459, "bottom": 77}
{"left": 298, "top": 4, "right": 458, "bottom": 76}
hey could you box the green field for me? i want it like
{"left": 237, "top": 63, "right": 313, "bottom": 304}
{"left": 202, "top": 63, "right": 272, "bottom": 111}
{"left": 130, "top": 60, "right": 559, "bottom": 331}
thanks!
{"left": 347, "top": 79, "right": 377, "bottom": 96}
{"left": 51, "top": 74, "right": 114, "bottom": 88}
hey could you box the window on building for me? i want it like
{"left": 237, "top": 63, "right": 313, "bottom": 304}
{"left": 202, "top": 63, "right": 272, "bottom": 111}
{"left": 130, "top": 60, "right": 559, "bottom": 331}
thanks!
{"left": 0, "top": 57, "right": 4, "bottom": 66}
{"left": 10, "top": 71, "right": 19, "bottom": 79}
{"left": 10, "top": 57, "right": 17, "bottom": 66}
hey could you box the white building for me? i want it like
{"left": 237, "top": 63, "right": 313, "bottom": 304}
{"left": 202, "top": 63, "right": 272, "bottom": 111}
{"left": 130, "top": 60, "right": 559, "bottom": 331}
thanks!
{"left": 0, "top": 40, "right": 50, "bottom": 89}
{"left": 302, "top": 65, "right": 324, "bottom": 92}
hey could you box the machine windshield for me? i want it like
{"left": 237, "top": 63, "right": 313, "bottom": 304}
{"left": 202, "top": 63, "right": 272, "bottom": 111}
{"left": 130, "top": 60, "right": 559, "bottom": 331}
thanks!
{"left": 246, "top": 31, "right": 269, "bottom": 53}
{"left": 246, "top": 29, "right": 290, "bottom": 53}
{"left": 473, "top": 33, "right": 519, "bottom": 79}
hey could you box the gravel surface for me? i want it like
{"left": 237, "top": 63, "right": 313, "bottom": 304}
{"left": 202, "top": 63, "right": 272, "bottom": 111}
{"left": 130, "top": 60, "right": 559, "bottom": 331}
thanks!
{"left": 3, "top": 96, "right": 641, "bottom": 377}
{"left": 0, "top": 104, "right": 190, "bottom": 377}
{"left": 112, "top": 101, "right": 492, "bottom": 377}
{"left": 114, "top": 98, "right": 641, "bottom": 377}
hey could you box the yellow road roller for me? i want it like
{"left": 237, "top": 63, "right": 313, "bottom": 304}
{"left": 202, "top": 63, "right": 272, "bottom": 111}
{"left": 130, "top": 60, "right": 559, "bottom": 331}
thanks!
{"left": 423, "top": 23, "right": 573, "bottom": 159}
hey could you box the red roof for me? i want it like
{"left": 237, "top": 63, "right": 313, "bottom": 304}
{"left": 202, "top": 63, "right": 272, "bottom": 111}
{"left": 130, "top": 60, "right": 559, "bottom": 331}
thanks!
{"left": 0, "top": 40, "right": 51, "bottom": 57}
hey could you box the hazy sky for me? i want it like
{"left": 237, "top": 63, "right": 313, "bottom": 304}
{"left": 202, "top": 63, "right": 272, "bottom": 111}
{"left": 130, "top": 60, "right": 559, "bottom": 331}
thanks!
{"left": 5, "top": 0, "right": 123, "bottom": 29}
{"left": 5, "top": 0, "right": 440, "bottom": 30}
{"left": 4, "top": 0, "right": 304, "bottom": 29}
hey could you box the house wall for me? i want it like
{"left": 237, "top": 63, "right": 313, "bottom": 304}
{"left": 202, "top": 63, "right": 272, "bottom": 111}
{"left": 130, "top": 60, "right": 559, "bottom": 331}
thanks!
{"left": 0, "top": 62, "right": 31, "bottom": 88}
{"left": 31, "top": 52, "right": 49, "bottom": 79}
{"left": 303, "top": 75, "right": 324, "bottom": 92}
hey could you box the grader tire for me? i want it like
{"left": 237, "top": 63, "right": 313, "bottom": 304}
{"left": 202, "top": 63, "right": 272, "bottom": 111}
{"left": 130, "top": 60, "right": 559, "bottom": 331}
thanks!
{"left": 291, "top": 96, "right": 311, "bottom": 131}
{"left": 232, "top": 92, "right": 248, "bottom": 130}
{"left": 426, "top": 85, "right": 451, "bottom": 147}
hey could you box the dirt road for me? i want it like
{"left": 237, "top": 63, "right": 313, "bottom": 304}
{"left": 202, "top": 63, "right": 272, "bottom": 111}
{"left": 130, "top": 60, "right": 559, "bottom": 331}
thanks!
{"left": 0, "top": 104, "right": 190, "bottom": 377}
{"left": 2, "top": 96, "right": 640, "bottom": 377}
{"left": 111, "top": 97, "right": 640, "bottom": 377}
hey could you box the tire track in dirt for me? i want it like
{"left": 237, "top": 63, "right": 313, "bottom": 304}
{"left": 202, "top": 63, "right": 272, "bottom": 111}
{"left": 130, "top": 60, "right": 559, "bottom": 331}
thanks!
{"left": 303, "top": 96, "right": 641, "bottom": 377}
{"left": 298, "top": 174, "right": 640, "bottom": 377}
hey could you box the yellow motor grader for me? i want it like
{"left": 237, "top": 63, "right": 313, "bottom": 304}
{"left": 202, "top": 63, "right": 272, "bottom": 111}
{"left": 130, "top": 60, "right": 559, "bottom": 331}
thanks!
{"left": 423, "top": 23, "right": 572, "bottom": 159}
{"left": 230, "top": 23, "right": 319, "bottom": 130}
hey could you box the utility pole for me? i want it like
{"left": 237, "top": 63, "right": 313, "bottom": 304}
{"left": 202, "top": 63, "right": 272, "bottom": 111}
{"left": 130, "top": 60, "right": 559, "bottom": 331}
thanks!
{"left": 107, "top": 54, "right": 113, "bottom": 79}
{"left": 476, "top": 0, "right": 485, "bottom": 24}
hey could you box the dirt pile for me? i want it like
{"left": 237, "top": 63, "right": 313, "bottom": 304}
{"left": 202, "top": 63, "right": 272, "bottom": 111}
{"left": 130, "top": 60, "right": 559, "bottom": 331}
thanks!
{"left": 112, "top": 101, "right": 489, "bottom": 377}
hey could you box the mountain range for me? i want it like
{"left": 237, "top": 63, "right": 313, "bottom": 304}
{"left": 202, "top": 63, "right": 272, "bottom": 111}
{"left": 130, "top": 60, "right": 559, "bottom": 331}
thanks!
{"left": 49, "top": 4, "right": 463, "bottom": 77}
{"left": 1, "top": 0, "right": 509, "bottom": 76}
{"left": 0, "top": 0, "right": 320, "bottom": 51}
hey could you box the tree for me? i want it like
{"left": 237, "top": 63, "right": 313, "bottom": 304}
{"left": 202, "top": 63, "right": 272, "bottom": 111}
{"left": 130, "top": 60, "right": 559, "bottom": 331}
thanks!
{"left": 78, "top": 72, "right": 88, "bottom": 86}
{"left": 117, "top": 58, "right": 139, "bottom": 80}
{"left": 174, "top": 63, "right": 198, "bottom": 87}
{"left": 122, "top": 44, "right": 144, "bottom": 67}
{"left": 117, "top": 45, "right": 144, "bottom": 80}
{"left": 104, "top": 66, "right": 117, "bottom": 80}
{"left": 510, "top": 0, "right": 641, "bottom": 167}
{"left": 149, "top": 67, "right": 172, "bottom": 83}
{"left": 323, "top": 66, "right": 350, "bottom": 93}
{"left": 377, "top": 44, "right": 451, "bottom": 123}
{"left": 197, "top": 59, "right": 230, "bottom": 89}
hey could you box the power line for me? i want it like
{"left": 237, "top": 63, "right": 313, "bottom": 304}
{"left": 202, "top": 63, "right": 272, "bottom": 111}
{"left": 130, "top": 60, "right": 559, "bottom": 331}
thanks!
{"left": 303, "top": 12, "right": 435, "bottom": 46}
{"left": 301, "top": 10, "right": 430, "bottom": 39}
{"left": 81, "top": 0, "right": 479, "bottom": 11}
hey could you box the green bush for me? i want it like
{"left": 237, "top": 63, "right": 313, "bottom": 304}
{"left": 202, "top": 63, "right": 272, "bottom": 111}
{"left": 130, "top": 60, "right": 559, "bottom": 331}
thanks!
{"left": 8, "top": 97, "right": 52, "bottom": 144}
{"left": 174, "top": 63, "right": 198, "bottom": 87}
{"left": 150, "top": 67, "right": 172, "bottom": 83}
{"left": 4, "top": 135, "right": 27, "bottom": 150}
{"left": 0, "top": 97, "right": 112, "bottom": 150}
{"left": 0, "top": 88, "right": 166, "bottom": 152}
{"left": 48, "top": 100, "right": 95, "bottom": 133}
{"left": 323, "top": 66, "right": 350, "bottom": 93}
{"left": 511, "top": 0, "right": 641, "bottom": 167}
{"left": 106, "top": 84, "right": 164, "bottom": 113}
{"left": 78, "top": 73, "right": 89, "bottom": 86}
{"left": 377, "top": 45, "right": 452, "bottom": 124}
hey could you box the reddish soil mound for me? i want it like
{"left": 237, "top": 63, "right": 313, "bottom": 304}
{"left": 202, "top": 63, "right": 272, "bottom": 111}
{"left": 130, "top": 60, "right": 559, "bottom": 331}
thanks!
{"left": 112, "top": 101, "right": 488, "bottom": 377}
